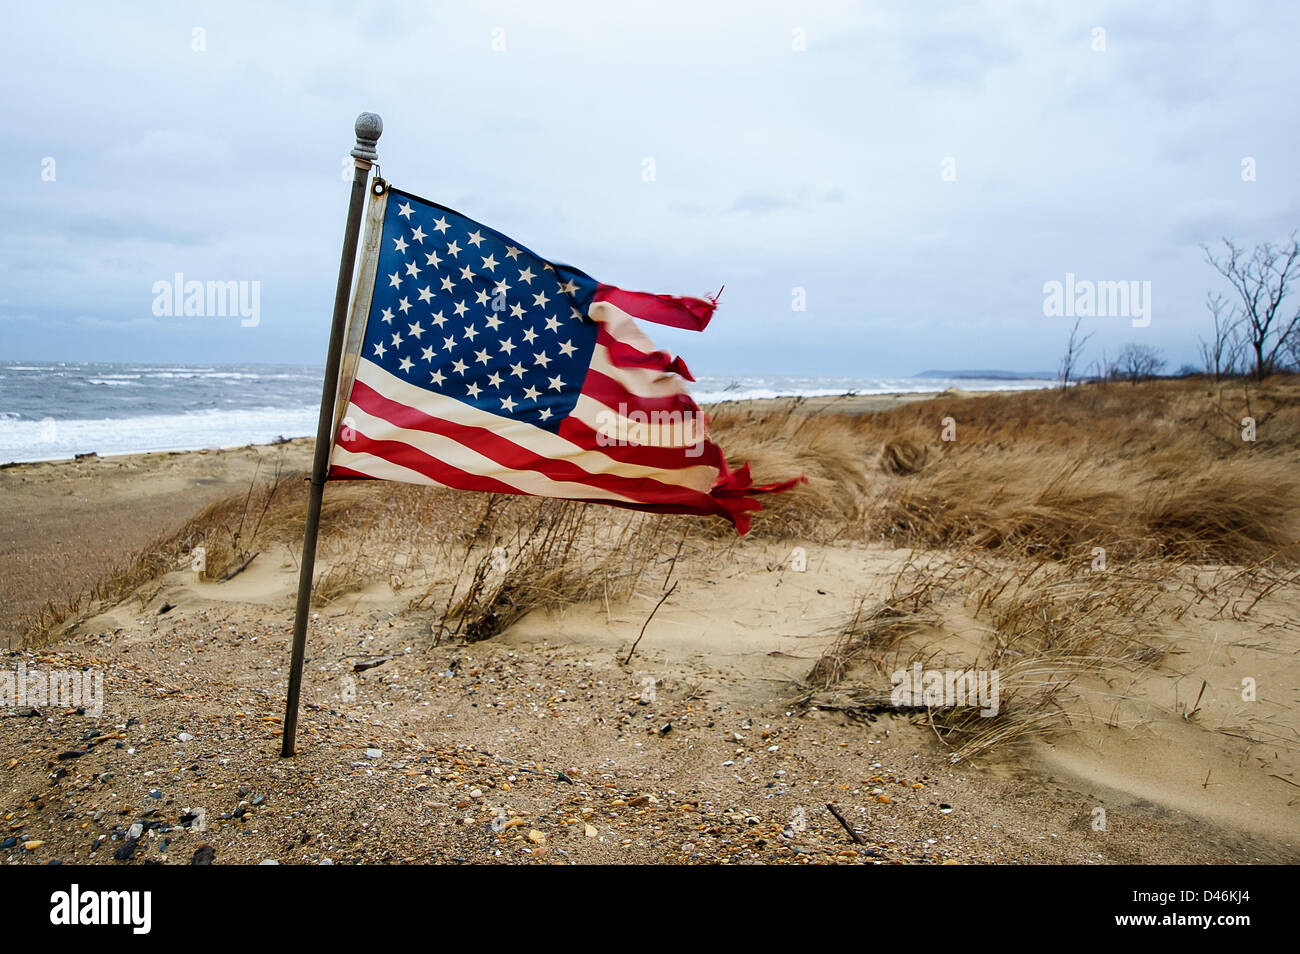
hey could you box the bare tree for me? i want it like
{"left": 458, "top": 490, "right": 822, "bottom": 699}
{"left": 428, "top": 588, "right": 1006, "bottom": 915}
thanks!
{"left": 1202, "top": 234, "right": 1300, "bottom": 380}
{"left": 1056, "top": 317, "right": 1093, "bottom": 390}
{"left": 1115, "top": 343, "right": 1166, "bottom": 384}
{"left": 1197, "top": 291, "right": 1245, "bottom": 381}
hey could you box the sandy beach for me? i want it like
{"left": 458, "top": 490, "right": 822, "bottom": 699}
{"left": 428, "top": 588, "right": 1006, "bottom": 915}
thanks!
{"left": 1, "top": 382, "right": 1297, "bottom": 864}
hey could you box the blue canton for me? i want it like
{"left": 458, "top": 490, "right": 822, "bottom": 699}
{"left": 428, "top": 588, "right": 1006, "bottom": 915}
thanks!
{"left": 362, "top": 188, "right": 599, "bottom": 432}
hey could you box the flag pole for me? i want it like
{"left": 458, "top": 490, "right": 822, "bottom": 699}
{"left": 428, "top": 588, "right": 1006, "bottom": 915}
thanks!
{"left": 280, "top": 112, "right": 382, "bottom": 757}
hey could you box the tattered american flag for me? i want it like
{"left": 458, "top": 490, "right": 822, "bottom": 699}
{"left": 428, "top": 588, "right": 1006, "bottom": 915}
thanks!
{"left": 328, "top": 185, "right": 799, "bottom": 533}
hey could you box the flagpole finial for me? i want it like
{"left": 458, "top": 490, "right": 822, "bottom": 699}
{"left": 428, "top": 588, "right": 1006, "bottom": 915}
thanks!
{"left": 351, "top": 112, "right": 383, "bottom": 162}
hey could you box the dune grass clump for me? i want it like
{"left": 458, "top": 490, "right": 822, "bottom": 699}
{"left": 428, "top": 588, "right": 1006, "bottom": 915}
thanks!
{"left": 805, "top": 553, "right": 1185, "bottom": 762}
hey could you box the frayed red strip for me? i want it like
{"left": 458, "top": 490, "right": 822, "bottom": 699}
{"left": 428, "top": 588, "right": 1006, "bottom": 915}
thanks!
{"left": 593, "top": 284, "right": 717, "bottom": 331}
{"left": 600, "top": 333, "right": 696, "bottom": 381}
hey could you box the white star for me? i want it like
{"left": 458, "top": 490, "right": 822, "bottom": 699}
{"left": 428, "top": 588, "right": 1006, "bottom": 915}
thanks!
{"left": 451, "top": 358, "right": 468, "bottom": 375}
{"left": 467, "top": 229, "right": 485, "bottom": 247}
{"left": 505, "top": 245, "right": 521, "bottom": 259}
{"left": 404, "top": 260, "right": 421, "bottom": 278}
{"left": 500, "top": 395, "right": 517, "bottom": 413}
{"left": 523, "top": 385, "right": 540, "bottom": 401}
{"left": 373, "top": 341, "right": 387, "bottom": 358}
{"left": 398, "top": 202, "right": 414, "bottom": 218}
{"left": 485, "top": 314, "right": 503, "bottom": 331}
{"left": 522, "top": 327, "right": 538, "bottom": 344}
{"left": 430, "top": 369, "right": 445, "bottom": 386}
{"left": 446, "top": 240, "right": 461, "bottom": 258}
{"left": 398, "top": 297, "right": 412, "bottom": 314}
{"left": 442, "top": 335, "right": 456, "bottom": 352}
{"left": 532, "top": 290, "right": 550, "bottom": 308}
{"left": 558, "top": 339, "right": 577, "bottom": 357}
{"left": 518, "top": 266, "right": 536, "bottom": 284}
{"left": 410, "top": 225, "right": 426, "bottom": 243}
{"left": 474, "top": 348, "right": 490, "bottom": 365}
{"left": 432, "top": 216, "right": 450, "bottom": 233}
{"left": 466, "top": 382, "right": 482, "bottom": 398}
{"left": 424, "top": 250, "right": 442, "bottom": 268}
{"left": 544, "top": 315, "right": 561, "bottom": 333}
{"left": 453, "top": 300, "right": 468, "bottom": 317}
{"left": 440, "top": 276, "right": 455, "bottom": 293}
{"left": 547, "top": 375, "right": 564, "bottom": 392}
{"left": 407, "top": 321, "right": 424, "bottom": 339}
{"left": 492, "top": 279, "right": 512, "bottom": 297}
{"left": 463, "top": 324, "right": 479, "bottom": 342}
{"left": 388, "top": 271, "right": 402, "bottom": 289}
{"left": 487, "top": 371, "right": 503, "bottom": 388}
{"left": 538, "top": 407, "right": 552, "bottom": 421}
{"left": 510, "top": 362, "right": 527, "bottom": 379}
{"left": 380, "top": 307, "right": 394, "bottom": 324}
{"left": 533, "top": 351, "right": 551, "bottom": 368}
{"left": 509, "top": 303, "right": 525, "bottom": 319}
{"left": 560, "top": 279, "right": 579, "bottom": 295}
{"left": 459, "top": 265, "right": 476, "bottom": 283}
{"left": 421, "top": 346, "right": 435, "bottom": 362}
{"left": 398, "top": 356, "right": 413, "bottom": 374}
{"left": 499, "top": 337, "right": 516, "bottom": 355}
{"left": 481, "top": 253, "right": 499, "bottom": 272}
{"left": 393, "top": 236, "right": 408, "bottom": 253}
{"left": 430, "top": 310, "right": 447, "bottom": 327}
{"left": 417, "top": 286, "right": 434, "bottom": 304}
{"left": 475, "top": 289, "right": 490, "bottom": 306}
{"left": 391, "top": 331, "right": 403, "bottom": 348}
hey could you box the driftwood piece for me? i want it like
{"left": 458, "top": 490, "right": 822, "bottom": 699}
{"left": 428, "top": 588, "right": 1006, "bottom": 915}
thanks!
{"left": 217, "top": 551, "right": 259, "bottom": 583}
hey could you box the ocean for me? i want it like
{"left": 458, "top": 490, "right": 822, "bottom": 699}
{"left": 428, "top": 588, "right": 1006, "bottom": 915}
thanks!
{"left": 0, "top": 362, "right": 1055, "bottom": 464}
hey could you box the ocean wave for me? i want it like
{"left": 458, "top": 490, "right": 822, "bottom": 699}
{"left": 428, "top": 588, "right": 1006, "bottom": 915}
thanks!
{"left": 146, "top": 370, "right": 263, "bottom": 380}
{"left": 0, "top": 405, "right": 319, "bottom": 464}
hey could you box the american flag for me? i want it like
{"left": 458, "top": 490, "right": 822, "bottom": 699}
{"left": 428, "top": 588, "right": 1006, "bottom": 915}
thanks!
{"left": 329, "top": 186, "right": 798, "bottom": 533}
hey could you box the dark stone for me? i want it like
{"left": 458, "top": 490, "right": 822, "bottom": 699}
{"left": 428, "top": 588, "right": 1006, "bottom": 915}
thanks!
{"left": 192, "top": 844, "right": 216, "bottom": 865}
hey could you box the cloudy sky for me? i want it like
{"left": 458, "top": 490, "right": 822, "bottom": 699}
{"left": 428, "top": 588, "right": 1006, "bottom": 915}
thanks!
{"left": 3, "top": 0, "right": 1297, "bottom": 377}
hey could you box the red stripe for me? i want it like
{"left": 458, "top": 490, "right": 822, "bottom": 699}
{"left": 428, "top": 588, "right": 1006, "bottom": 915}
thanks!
{"left": 593, "top": 284, "right": 717, "bottom": 331}
{"left": 327, "top": 464, "right": 374, "bottom": 481}
{"left": 346, "top": 380, "right": 712, "bottom": 505}
{"left": 557, "top": 416, "right": 715, "bottom": 471}
{"left": 581, "top": 367, "right": 702, "bottom": 417}
{"left": 340, "top": 431, "right": 523, "bottom": 494}
{"left": 597, "top": 327, "right": 695, "bottom": 380}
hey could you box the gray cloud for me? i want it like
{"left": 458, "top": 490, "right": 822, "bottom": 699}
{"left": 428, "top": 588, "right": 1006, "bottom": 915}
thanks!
{"left": 0, "top": 0, "right": 1298, "bottom": 376}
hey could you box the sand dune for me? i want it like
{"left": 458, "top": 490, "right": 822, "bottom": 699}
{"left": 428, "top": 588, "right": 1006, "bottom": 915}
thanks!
{"left": 1, "top": 381, "right": 1297, "bottom": 863}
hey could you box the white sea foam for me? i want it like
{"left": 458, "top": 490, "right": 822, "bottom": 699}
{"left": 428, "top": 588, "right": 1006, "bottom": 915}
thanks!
{"left": 0, "top": 405, "right": 318, "bottom": 463}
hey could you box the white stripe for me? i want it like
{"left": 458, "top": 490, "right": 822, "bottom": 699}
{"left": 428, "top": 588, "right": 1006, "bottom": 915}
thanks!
{"left": 590, "top": 344, "right": 693, "bottom": 399}
{"left": 570, "top": 394, "right": 708, "bottom": 450}
{"left": 338, "top": 358, "right": 716, "bottom": 491}
{"left": 589, "top": 300, "right": 666, "bottom": 354}
{"left": 332, "top": 446, "right": 440, "bottom": 485}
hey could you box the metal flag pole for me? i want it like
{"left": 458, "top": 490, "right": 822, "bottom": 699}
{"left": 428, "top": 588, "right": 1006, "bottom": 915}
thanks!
{"left": 281, "top": 112, "right": 382, "bottom": 757}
